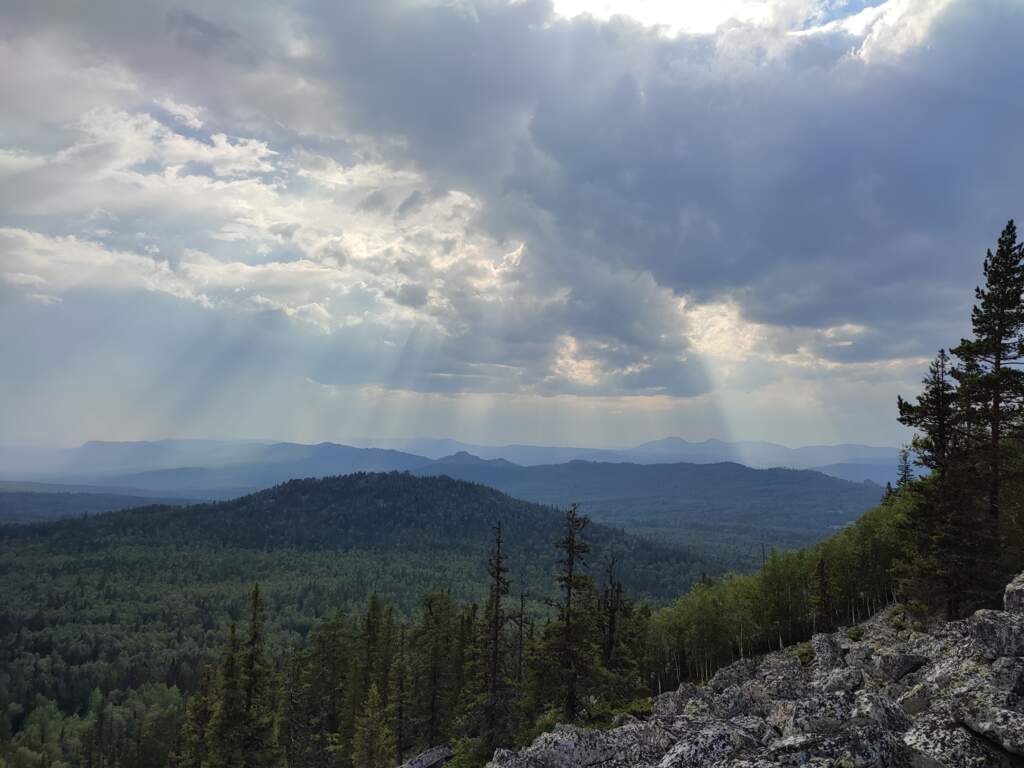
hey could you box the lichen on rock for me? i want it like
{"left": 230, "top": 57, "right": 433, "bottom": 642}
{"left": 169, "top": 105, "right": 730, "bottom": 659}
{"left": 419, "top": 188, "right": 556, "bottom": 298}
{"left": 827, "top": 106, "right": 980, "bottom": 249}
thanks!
{"left": 487, "top": 570, "right": 1024, "bottom": 768}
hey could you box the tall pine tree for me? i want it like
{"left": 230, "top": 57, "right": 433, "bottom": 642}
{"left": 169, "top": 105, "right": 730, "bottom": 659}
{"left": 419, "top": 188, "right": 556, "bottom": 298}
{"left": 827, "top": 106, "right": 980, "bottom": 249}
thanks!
{"left": 351, "top": 685, "right": 395, "bottom": 768}
{"left": 240, "top": 584, "right": 280, "bottom": 768}
{"left": 951, "top": 219, "right": 1024, "bottom": 525}
{"left": 898, "top": 349, "right": 957, "bottom": 473}
{"left": 208, "top": 624, "right": 245, "bottom": 768}
{"left": 481, "top": 522, "right": 512, "bottom": 756}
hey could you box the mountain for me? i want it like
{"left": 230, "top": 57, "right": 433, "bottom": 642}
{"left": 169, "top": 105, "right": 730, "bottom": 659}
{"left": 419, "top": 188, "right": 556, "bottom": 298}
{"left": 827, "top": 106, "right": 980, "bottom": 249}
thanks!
{"left": 412, "top": 459, "right": 883, "bottom": 565}
{"left": 429, "top": 451, "right": 517, "bottom": 467}
{"left": 0, "top": 439, "right": 884, "bottom": 566}
{"left": 361, "top": 438, "right": 607, "bottom": 465}
{"left": 1, "top": 440, "right": 432, "bottom": 498}
{"left": 0, "top": 472, "right": 703, "bottom": 604}
{"left": 624, "top": 437, "right": 900, "bottom": 468}
{"left": 98, "top": 442, "right": 430, "bottom": 497}
{"left": 810, "top": 462, "right": 899, "bottom": 486}
{"left": 360, "top": 436, "right": 900, "bottom": 471}
{"left": 0, "top": 437, "right": 900, "bottom": 486}
{"left": 0, "top": 488, "right": 189, "bottom": 523}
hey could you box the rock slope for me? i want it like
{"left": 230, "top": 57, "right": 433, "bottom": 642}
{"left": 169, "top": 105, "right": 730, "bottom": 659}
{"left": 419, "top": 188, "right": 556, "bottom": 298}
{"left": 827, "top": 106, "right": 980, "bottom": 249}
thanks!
{"left": 489, "top": 573, "right": 1024, "bottom": 767}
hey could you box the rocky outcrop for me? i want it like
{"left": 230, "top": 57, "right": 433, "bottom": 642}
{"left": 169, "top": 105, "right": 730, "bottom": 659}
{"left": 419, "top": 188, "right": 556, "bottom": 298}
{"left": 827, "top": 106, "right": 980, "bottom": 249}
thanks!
{"left": 488, "top": 572, "right": 1024, "bottom": 768}
{"left": 1005, "top": 572, "right": 1024, "bottom": 614}
{"left": 400, "top": 745, "right": 454, "bottom": 768}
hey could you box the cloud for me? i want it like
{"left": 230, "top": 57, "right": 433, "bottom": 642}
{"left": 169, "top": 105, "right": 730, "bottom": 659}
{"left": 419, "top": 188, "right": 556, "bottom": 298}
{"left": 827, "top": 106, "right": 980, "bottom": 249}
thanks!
{"left": 0, "top": 0, "right": 1018, "bottom": 445}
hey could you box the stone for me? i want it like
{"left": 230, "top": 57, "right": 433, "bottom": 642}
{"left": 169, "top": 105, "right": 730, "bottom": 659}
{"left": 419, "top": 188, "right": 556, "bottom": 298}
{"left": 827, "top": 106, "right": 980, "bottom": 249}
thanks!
{"left": 822, "top": 666, "right": 864, "bottom": 693}
{"left": 764, "top": 724, "right": 914, "bottom": 767}
{"left": 958, "top": 701, "right": 1024, "bottom": 756}
{"left": 969, "top": 609, "right": 1024, "bottom": 659}
{"left": 1005, "top": 572, "right": 1024, "bottom": 614}
{"left": 903, "top": 713, "right": 1013, "bottom": 768}
{"left": 655, "top": 721, "right": 756, "bottom": 767}
{"left": 991, "top": 656, "right": 1024, "bottom": 696}
{"left": 653, "top": 683, "right": 703, "bottom": 718}
{"left": 852, "top": 690, "right": 912, "bottom": 733}
{"left": 714, "top": 682, "right": 770, "bottom": 719}
{"left": 845, "top": 645, "right": 875, "bottom": 674}
{"left": 401, "top": 745, "right": 454, "bottom": 768}
{"left": 728, "top": 715, "right": 775, "bottom": 745}
{"left": 811, "top": 633, "right": 844, "bottom": 671}
{"left": 709, "top": 658, "right": 758, "bottom": 692}
{"left": 873, "top": 652, "right": 929, "bottom": 682}
{"left": 782, "top": 691, "right": 856, "bottom": 737}
{"left": 897, "top": 683, "right": 930, "bottom": 716}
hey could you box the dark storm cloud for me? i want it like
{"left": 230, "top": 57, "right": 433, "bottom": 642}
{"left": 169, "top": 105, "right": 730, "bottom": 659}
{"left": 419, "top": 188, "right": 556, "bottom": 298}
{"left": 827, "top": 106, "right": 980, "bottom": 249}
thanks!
{"left": 0, "top": 0, "right": 1019, "bottom": 417}
{"left": 284, "top": 0, "right": 1023, "bottom": 361}
{"left": 165, "top": 9, "right": 240, "bottom": 55}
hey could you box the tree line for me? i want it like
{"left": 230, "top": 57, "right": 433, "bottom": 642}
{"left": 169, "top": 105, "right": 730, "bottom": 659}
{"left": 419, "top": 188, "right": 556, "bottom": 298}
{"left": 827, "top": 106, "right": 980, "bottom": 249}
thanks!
{"left": 177, "top": 505, "right": 656, "bottom": 768}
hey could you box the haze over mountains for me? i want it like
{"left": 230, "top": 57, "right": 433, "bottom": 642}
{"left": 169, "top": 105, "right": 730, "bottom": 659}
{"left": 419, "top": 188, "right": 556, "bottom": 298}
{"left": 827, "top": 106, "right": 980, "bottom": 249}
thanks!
{"left": 0, "top": 437, "right": 886, "bottom": 566}
{"left": 0, "top": 436, "right": 899, "bottom": 489}
{"left": 361, "top": 436, "right": 899, "bottom": 478}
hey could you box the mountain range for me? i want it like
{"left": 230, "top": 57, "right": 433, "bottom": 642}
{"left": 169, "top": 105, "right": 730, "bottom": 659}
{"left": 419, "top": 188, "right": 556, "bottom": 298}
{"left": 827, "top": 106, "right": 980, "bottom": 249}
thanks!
{"left": 0, "top": 439, "right": 885, "bottom": 566}
{"left": 0, "top": 436, "right": 900, "bottom": 486}
{"left": 360, "top": 436, "right": 900, "bottom": 478}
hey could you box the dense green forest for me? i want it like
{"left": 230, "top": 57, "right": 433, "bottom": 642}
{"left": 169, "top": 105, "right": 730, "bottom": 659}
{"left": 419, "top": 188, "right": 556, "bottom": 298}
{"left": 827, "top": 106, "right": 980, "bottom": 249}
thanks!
{"left": 0, "top": 459, "right": 883, "bottom": 571}
{"left": 2, "top": 220, "right": 1024, "bottom": 768}
{"left": 0, "top": 491, "right": 187, "bottom": 523}
{"left": 408, "top": 460, "right": 881, "bottom": 566}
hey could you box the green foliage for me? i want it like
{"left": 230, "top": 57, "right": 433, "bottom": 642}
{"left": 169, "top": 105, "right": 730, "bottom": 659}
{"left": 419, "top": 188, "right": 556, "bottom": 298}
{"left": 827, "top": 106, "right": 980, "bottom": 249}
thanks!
{"left": 896, "top": 219, "right": 1024, "bottom": 616}
{"left": 0, "top": 473, "right": 704, "bottom": 768}
{"left": 351, "top": 685, "right": 394, "bottom": 768}
{"left": 793, "top": 643, "right": 815, "bottom": 666}
{"left": 646, "top": 494, "right": 905, "bottom": 688}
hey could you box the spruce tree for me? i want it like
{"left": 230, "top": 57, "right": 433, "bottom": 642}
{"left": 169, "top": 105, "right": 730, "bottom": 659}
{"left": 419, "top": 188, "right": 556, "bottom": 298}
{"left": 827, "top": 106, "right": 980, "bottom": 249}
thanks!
{"left": 351, "top": 685, "right": 395, "bottom": 768}
{"left": 481, "top": 522, "right": 511, "bottom": 756}
{"left": 813, "top": 557, "right": 833, "bottom": 632}
{"left": 240, "top": 585, "right": 279, "bottom": 768}
{"left": 386, "top": 628, "right": 413, "bottom": 762}
{"left": 898, "top": 349, "right": 957, "bottom": 473}
{"left": 178, "top": 675, "right": 212, "bottom": 768}
{"left": 548, "top": 503, "right": 600, "bottom": 720}
{"left": 84, "top": 688, "right": 107, "bottom": 768}
{"left": 951, "top": 219, "right": 1024, "bottom": 525}
{"left": 600, "top": 557, "right": 624, "bottom": 668}
{"left": 514, "top": 590, "right": 528, "bottom": 685}
{"left": 896, "top": 448, "right": 914, "bottom": 490}
{"left": 411, "top": 592, "right": 459, "bottom": 747}
{"left": 208, "top": 624, "right": 245, "bottom": 768}
{"left": 883, "top": 482, "right": 895, "bottom": 503}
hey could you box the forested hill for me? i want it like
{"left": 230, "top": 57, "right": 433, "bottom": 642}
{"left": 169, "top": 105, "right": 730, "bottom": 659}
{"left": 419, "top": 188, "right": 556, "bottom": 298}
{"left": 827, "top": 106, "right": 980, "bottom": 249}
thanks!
{"left": 416, "top": 460, "right": 881, "bottom": 528}
{"left": 1, "top": 472, "right": 702, "bottom": 601}
{"left": 412, "top": 460, "right": 883, "bottom": 562}
{"left": 0, "top": 489, "right": 188, "bottom": 522}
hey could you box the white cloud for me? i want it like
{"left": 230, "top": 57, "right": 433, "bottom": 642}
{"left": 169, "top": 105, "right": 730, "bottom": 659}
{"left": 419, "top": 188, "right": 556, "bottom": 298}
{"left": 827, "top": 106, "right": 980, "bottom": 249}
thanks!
{"left": 155, "top": 97, "right": 204, "bottom": 129}
{"left": 0, "top": 228, "right": 200, "bottom": 301}
{"left": 0, "top": 0, "right": 1011, "bottom": 445}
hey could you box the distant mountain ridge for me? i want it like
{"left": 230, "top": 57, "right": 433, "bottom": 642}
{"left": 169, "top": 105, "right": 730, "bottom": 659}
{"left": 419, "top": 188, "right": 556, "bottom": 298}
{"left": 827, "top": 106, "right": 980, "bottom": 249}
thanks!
{"left": 359, "top": 436, "right": 900, "bottom": 475}
{"left": 0, "top": 435, "right": 900, "bottom": 479}
{"left": 0, "top": 440, "right": 884, "bottom": 565}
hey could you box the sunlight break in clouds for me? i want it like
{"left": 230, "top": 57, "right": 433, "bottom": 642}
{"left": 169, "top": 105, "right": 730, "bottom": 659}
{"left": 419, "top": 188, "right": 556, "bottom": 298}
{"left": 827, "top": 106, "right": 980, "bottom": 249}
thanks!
{"left": 0, "top": 0, "right": 1019, "bottom": 447}
{"left": 551, "top": 0, "right": 774, "bottom": 34}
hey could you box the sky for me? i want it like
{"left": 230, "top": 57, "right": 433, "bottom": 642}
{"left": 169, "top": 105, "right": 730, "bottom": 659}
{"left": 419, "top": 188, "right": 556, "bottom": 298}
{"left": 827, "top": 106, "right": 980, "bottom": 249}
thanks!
{"left": 0, "top": 0, "right": 1021, "bottom": 449}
